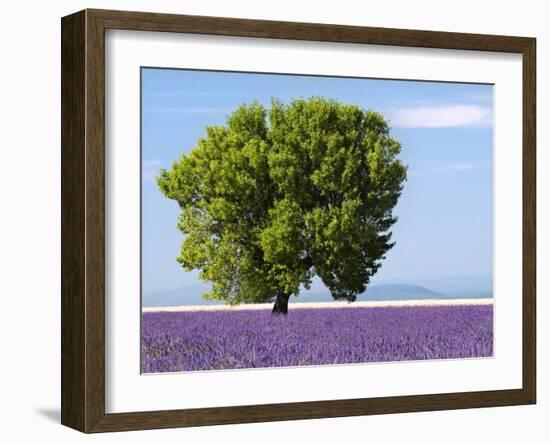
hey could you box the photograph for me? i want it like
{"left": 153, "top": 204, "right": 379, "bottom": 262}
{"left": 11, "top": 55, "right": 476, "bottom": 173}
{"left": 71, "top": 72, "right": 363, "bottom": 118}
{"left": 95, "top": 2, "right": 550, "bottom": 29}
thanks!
{"left": 140, "top": 68, "right": 494, "bottom": 374}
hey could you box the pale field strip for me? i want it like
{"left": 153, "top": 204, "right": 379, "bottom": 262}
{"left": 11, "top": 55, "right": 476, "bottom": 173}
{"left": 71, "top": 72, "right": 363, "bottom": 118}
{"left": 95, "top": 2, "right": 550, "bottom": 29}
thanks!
{"left": 142, "top": 298, "right": 493, "bottom": 313}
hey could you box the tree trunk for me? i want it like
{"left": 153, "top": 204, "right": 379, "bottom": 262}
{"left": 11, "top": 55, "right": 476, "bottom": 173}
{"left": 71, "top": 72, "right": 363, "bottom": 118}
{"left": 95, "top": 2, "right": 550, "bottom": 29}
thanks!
{"left": 272, "top": 292, "right": 290, "bottom": 315}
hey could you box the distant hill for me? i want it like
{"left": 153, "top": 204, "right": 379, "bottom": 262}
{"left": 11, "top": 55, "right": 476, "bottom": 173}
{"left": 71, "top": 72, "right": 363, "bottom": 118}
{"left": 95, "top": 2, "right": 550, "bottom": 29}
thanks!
{"left": 143, "top": 281, "right": 491, "bottom": 307}
{"left": 293, "top": 284, "right": 445, "bottom": 303}
{"left": 142, "top": 285, "right": 223, "bottom": 307}
{"left": 412, "top": 274, "right": 493, "bottom": 298}
{"left": 362, "top": 284, "right": 445, "bottom": 300}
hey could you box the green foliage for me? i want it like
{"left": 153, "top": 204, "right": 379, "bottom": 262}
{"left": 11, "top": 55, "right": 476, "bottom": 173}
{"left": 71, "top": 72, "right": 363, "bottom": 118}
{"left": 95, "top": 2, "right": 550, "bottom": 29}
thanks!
{"left": 157, "top": 97, "right": 407, "bottom": 304}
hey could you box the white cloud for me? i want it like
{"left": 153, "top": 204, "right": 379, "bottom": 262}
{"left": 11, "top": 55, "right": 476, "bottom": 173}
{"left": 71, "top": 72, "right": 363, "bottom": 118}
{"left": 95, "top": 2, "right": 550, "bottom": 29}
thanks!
{"left": 389, "top": 105, "right": 492, "bottom": 128}
{"left": 142, "top": 159, "right": 162, "bottom": 183}
{"left": 406, "top": 160, "right": 490, "bottom": 176}
{"left": 143, "top": 106, "right": 233, "bottom": 114}
{"left": 142, "top": 159, "right": 162, "bottom": 168}
{"left": 447, "top": 162, "right": 476, "bottom": 172}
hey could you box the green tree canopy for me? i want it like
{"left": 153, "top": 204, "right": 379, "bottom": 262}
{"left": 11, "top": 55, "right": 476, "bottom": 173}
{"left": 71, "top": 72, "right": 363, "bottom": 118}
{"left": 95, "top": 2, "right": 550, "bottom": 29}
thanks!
{"left": 157, "top": 97, "right": 407, "bottom": 313}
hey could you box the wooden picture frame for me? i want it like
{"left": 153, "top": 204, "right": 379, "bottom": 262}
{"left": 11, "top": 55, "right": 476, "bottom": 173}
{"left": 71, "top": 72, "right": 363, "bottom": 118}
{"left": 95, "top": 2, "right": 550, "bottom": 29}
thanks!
{"left": 61, "top": 8, "right": 536, "bottom": 433}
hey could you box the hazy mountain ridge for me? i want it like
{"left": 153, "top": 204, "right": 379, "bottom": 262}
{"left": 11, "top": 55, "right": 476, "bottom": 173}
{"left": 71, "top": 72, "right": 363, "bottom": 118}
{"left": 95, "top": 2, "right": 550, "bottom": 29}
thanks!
{"left": 142, "top": 277, "right": 493, "bottom": 307}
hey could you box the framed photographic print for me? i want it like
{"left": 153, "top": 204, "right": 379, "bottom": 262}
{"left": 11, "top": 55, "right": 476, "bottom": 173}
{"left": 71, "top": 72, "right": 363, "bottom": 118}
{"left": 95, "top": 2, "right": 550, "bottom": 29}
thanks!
{"left": 61, "top": 9, "right": 536, "bottom": 433}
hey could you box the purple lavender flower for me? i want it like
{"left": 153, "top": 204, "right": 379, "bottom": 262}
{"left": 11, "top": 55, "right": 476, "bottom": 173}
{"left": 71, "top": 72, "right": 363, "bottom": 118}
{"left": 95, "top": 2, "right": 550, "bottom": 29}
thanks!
{"left": 141, "top": 305, "right": 493, "bottom": 373}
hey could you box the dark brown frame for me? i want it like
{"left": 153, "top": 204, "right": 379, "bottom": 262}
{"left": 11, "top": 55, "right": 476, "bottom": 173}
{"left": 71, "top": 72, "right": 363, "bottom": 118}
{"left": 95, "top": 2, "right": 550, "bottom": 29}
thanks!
{"left": 61, "top": 8, "right": 536, "bottom": 433}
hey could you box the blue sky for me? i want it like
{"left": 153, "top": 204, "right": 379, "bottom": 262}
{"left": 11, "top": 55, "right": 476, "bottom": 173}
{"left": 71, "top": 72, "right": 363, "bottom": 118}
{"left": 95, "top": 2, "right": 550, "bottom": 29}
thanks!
{"left": 141, "top": 68, "right": 493, "bottom": 296}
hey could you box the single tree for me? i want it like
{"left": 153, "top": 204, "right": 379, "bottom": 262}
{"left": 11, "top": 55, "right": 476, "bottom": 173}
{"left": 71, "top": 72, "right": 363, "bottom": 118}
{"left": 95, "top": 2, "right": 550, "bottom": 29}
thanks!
{"left": 157, "top": 97, "right": 407, "bottom": 314}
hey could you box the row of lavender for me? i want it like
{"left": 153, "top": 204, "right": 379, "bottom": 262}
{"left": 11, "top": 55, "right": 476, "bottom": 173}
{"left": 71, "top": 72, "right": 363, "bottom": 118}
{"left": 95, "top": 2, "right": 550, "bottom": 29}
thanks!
{"left": 141, "top": 305, "right": 493, "bottom": 373}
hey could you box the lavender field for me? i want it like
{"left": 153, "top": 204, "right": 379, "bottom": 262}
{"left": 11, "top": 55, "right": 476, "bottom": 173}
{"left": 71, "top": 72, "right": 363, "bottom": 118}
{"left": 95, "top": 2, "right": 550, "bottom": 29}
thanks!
{"left": 141, "top": 304, "right": 493, "bottom": 373}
